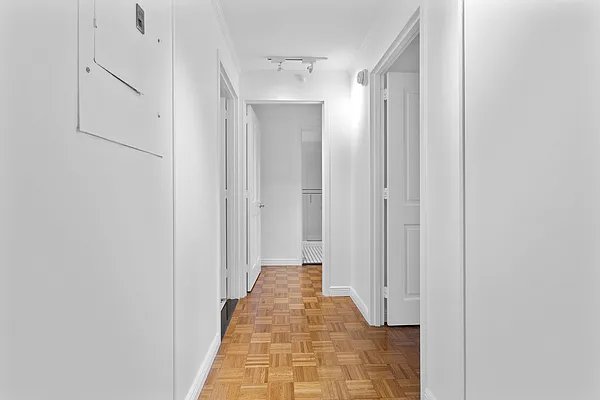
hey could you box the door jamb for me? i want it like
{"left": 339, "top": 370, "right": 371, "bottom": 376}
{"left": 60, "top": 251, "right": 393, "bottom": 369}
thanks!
{"left": 369, "top": 7, "right": 467, "bottom": 398}
{"left": 242, "top": 100, "right": 330, "bottom": 295}
{"left": 217, "top": 53, "right": 243, "bottom": 300}
{"left": 369, "top": 8, "right": 421, "bottom": 328}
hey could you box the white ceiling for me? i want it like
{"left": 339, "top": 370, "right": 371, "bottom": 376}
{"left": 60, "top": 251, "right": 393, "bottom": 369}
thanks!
{"left": 220, "top": 0, "right": 393, "bottom": 71}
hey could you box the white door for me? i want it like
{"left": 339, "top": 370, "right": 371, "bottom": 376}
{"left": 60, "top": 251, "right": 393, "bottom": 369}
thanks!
{"left": 246, "top": 105, "right": 262, "bottom": 291}
{"left": 220, "top": 98, "right": 234, "bottom": 306}
{"left": 386, "top": 72, "right": 420, "bottom": 326}
{"left": 220, "top": 98, "right": 227, "bottom": 306}
{"left": 303, "top": 193, "right": 322, "bottom": 241}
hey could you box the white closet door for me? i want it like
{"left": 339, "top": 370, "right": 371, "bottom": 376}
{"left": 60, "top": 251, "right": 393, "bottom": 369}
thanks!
{"left": 246, "top": 106, "right": 262, "bottom": 291}
{"left": 303, "top": 193, "right": 322, "bottom": 241}
{"left": 386, "top": 72, "right": 420, "bottom": 326}
{"left": 219, "top": 98, "right": 228, "bottom": 306}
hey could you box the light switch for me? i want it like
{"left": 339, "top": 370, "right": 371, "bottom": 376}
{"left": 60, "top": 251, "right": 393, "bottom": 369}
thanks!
{"left": 136, "top": 4, "right": 145, "bottom": 35}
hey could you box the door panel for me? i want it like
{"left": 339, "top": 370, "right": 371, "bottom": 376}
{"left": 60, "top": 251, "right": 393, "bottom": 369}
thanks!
{"left": 94, "top": 0, "right": 148, "bottom": 92}
{"left": 386, "top": 72, "right": 420, "bottom": 326}
{"left": 247, "top": 106, "right": 262, "bottom": 291}
{"left": 220, "top": 97, "right": 235, "bottom": 306}
{"left": 220, "top": 98, "right": 227, "bottom": 306}
{"left": 303, "top": 193, "right": 322, "bottom": 241}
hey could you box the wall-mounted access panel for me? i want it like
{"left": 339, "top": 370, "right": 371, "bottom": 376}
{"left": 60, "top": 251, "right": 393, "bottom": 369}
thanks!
{"left": 78, "top": 0, "right": 171, "bottom": 156}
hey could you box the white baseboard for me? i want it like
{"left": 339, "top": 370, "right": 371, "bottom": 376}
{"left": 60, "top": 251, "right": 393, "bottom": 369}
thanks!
{"left": 185, "top": 332, "right": 220, "bottom": 400}
{"left": 349, "top": 287, "right": 369, "bottom": 323}
{"left": 423, "top": 388, "right": 437, "bottom": 400}
{"left": 261, "top": 258, "right": 303, "bottom": 266}
{"left": 328, "top": 285, "right": 351, "bottom": 296}
{"left": 327, "top": 286, "right": 370, "bottom": 323}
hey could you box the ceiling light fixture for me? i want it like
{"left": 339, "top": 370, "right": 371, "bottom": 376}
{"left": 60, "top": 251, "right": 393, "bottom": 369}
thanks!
{"left": 267, "top": 56, "right": 328, "bottom": 73}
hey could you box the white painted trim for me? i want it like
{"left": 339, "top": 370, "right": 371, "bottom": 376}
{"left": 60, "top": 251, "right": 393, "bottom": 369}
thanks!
{"left": 261, "top": 259, "right": 303, "bottom": 266}
{"left": 327, "top": 286, "right": 369, "bottom": 322}
{"left": 368, "top": 5, "right": 467, "bottom": 396}
{"left": 349, "top": 287, "right": 369, "bottom": 323}
{"left": 328, "top": 286, "right": 352, "bottom": 296}
{"left": 210, "top": 0, "right": 241, "bottom": 75}
{"left": 423, "top": 388, "right": 438, "bottom": 400}
{"left": 369, "top": 8, "right": 421, "bottom": 328}
{"left": 217, "top": 54, "right": 244, "bottom": 300}
{"left": 459, "top": 2, "right": 467, "bottom": 396}
{"left": 184, "top": 333, "right": 220, "bottom": 400}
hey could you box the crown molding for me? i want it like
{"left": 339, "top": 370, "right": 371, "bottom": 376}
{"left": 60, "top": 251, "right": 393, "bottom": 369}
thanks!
{"left": 211, "top": 0, "right": 242, "bottom": 74}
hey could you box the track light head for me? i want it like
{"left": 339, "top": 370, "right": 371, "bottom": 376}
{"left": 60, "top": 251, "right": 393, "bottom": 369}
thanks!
{"left": 266, "top": 56, "right": 327, "bottom": 73}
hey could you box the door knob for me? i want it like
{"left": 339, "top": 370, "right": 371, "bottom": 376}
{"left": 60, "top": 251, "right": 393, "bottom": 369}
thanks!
{"left": 258, "top": 203, "right": 265, "bottom": 208}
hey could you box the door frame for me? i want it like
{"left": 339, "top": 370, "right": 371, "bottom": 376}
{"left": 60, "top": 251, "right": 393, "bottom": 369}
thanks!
{"left": 369, "top": 8, "right": 421, "bottom": 328}
{"left": 242, "top": 100, "right": 330, "bottom": 294}
{"left": 217, "top": 54, "right": 245, "bottom": 300}
{"left": 369, "top": 6, "right": 467, "bottom": 398}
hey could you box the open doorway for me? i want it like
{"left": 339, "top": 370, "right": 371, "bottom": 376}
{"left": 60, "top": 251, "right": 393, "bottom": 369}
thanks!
{"left": 219, "top": 65, "right": 238, "bottom": 337}
{"left": 244, "top": 102, "right": 325, "bottom": 291}
{"left": 370, "top": 12, "right": 421, "bottom": 328}
{"left": 301, "top": 127, "right": 323, "bottom": 265}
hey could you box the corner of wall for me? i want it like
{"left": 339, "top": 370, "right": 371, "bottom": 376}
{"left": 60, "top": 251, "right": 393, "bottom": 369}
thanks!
{"left": 184, "top": 332, "right": 220, "bottom": 400}
{"left": 328, "top": 286, "right": 370, "bottom": 325}
{"left": 210, "top": 0, "right": 242, "bottom": 76}
{"left": 349, "top": 286, "right": 370, "bottom": 324}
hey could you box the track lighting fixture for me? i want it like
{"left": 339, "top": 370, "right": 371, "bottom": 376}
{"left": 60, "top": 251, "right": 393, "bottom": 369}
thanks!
{"left": 267, "top": 56, "right": 327, "bottom": 73}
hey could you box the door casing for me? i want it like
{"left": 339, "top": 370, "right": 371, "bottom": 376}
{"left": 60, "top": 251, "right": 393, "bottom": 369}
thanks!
{"left": 217, "top": 55, "right": 245, "bottom": 301}
{"left": 368, "top": 6, "right": 467, "bottom": 399}
{"left": 242, "top": 100, "right": 330, "bottom": 293}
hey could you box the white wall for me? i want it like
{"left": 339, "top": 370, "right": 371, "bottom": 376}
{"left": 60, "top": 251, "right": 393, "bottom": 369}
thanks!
{"left": 173, "top": 0, "right": 240, "bottom": 399}
{"left": 420, "top": 1, "right": 464, "bottom": 399}
{"left": 241, "top": 70, "right": 352, "bottom": 290}
{"left": 1, "top": 1, "right": 173, "bottom": 400}
{"left": 254, "top": 104, "right": 321, "bottom": 264}
{"left": 465, "top": 1, "right": 600, "bottom": 399}
{"left": 348, "top": 1, "right": 465, "bottom": 399}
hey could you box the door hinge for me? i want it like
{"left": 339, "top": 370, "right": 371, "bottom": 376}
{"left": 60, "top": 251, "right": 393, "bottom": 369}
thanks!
{"left": 383, "top": 88, "right": 389, "bottom": 101}
{"left": 383, "top": 187, "right": 389, "bottom": 200}
{"left": 384, "top": 286, "right": 389, "bottom": 299}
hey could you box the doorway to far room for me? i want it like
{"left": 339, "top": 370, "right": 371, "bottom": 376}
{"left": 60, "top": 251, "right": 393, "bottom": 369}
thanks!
{"left": 245, "top": 103, "right": 324, "bottom": 272}
{"left": 301, "top": 127, "right": 323, "bottom": 265}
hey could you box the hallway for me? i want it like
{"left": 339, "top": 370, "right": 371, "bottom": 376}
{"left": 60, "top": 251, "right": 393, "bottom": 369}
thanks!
{"left": 200, "top": 266, "right": 420, "bottom": 400}
{"left": 5, "top": 2, "right": 600, "bottom": 400}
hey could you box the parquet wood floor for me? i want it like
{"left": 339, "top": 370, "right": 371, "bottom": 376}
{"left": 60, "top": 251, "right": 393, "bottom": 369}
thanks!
{"left": 199, "top": 266, "right": 420, "bottom": 400}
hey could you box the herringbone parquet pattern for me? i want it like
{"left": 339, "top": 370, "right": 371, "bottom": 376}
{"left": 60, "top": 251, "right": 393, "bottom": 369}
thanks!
{"left": 199, "top": 266, "right": 420, "bottom": 399}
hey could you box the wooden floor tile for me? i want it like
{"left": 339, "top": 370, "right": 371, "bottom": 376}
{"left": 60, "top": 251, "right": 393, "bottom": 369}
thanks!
{"left": 268, "top": 382, "right": 295, "bottom": 400}
{"left": 198, "top": 266, "right": 420, "bottom": 399}
{"left": 238, "top": 384, "right": 268, "bottom": 400}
